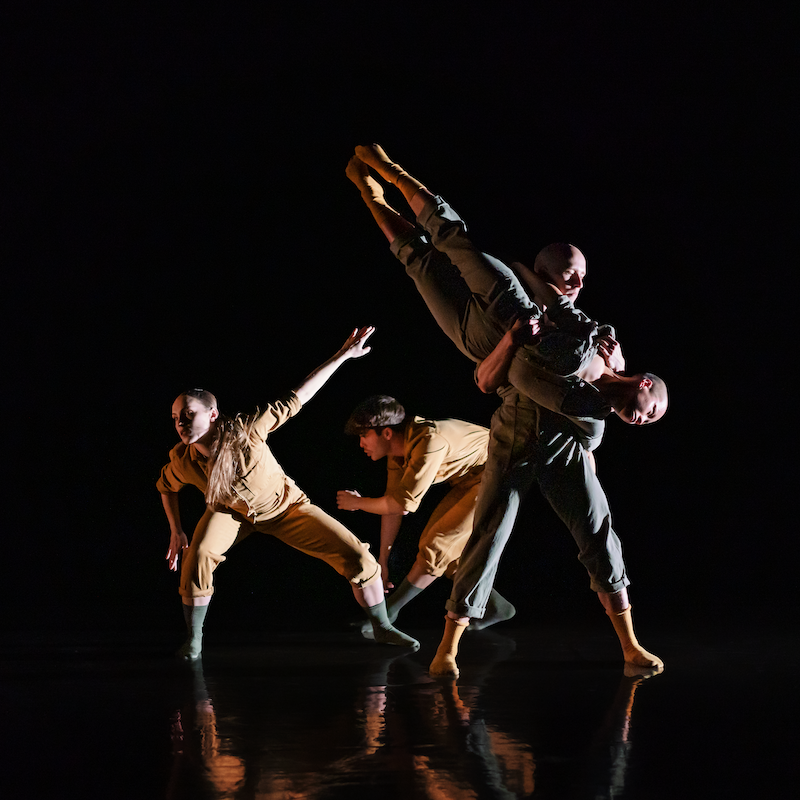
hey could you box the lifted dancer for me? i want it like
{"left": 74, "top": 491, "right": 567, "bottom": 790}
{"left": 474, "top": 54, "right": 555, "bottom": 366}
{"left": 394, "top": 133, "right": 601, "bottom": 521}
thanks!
{"left": 157, "top": 327, "right": 419, "bottom": 659}
{"left": 345, "top": 150, "right": 667, "bottom": 432}
{"left": 346, "top": 144, "right": 664, "bottom": 675}
{"left": 337, "top": 395, "right": 515, "bottom": 635}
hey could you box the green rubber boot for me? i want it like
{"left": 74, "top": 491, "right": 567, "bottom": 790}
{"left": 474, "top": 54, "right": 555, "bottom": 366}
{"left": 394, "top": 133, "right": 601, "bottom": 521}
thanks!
{"left": 362, "top": 599, "right": 420, "bottom": 651}
{"left": 176, "top": 603, "right": 209, "bottom": 661}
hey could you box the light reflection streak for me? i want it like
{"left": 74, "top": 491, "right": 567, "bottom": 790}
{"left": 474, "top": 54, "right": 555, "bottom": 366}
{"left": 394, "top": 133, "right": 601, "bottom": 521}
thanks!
{"left": 165, "top": 639, "right": 659, "bottom": 798}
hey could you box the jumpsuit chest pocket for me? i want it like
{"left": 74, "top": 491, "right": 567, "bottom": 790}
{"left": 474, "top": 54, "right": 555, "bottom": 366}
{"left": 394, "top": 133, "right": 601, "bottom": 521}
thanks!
{"left": 234, "top": 466, "right": 286, "bottom": 515}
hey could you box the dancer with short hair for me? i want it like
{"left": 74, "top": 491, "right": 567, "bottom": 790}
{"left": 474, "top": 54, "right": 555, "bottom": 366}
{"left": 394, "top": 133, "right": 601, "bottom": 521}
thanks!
{"left": 337, "top": 394, "right": 515, "bottom": 635}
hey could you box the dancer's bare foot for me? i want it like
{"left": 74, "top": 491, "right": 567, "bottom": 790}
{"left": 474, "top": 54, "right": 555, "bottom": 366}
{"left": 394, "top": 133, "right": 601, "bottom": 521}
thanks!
{"left": 624, "top": 662, "right": 664, "bottom": 679}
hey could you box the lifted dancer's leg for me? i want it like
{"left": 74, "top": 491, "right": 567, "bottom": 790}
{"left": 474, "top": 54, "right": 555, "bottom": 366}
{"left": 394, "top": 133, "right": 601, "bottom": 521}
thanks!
{"left": 355, "top": 143, "right": 435, "bottom": 216}
{"left": 346, "top": 155, "right": 416, "bottom": 244}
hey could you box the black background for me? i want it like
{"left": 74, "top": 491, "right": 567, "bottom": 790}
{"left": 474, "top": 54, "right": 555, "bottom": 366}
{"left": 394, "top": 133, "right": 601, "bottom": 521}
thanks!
{"left": 3, "top": 4, "right": 794, "bottom": 635}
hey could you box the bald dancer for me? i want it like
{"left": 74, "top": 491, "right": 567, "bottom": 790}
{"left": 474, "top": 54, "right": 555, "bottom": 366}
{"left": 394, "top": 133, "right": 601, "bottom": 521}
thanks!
{"left": 346, "top": 144, "right": 665, "bottom": 676}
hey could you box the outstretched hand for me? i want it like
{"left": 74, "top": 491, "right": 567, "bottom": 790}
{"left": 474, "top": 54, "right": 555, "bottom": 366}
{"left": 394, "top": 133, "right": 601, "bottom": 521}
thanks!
{"left": 339, "top": 326, "right": 375, "bottom": 360}
{"left": 293, "top": 326, "right": 377, "bottom": 406}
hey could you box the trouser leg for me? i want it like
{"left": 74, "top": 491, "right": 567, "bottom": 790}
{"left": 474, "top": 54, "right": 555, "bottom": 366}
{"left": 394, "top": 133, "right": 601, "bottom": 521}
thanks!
{"left": 177, "top": 509, "right": 247, "bottom": 658}
{"left": 536, "top": 437, "right": 629, "bottom": 595}
{"left": 447, "top": 397, "right": 538, "bottom": 619}
{"left": 413, "top": 475, "right": 482, "bottom": 581}
{"left": 265, "top": 501, "right": 380, "bottom": 587}
{"left": 417, "top": 195, "right": 538, "bottom": 335}
{"left": 390, "top": 231, "right": 480, "bottom": 362}
{"left": 362, "top": 475, "right": 482, "bottom": 638}
{"left": 179, "top": 508, "right": 248, "bottom": 600}
{"left": 267, "top": 501, "right": 419, "bottom": 650}
{"left": 448, "top": 452, "right": 536, "bottom": 618}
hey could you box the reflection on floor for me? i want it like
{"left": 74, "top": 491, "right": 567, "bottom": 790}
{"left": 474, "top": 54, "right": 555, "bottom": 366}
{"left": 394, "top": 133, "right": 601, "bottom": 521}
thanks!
{"left": 2, "top": 620, "right": 796, "bottom": 799}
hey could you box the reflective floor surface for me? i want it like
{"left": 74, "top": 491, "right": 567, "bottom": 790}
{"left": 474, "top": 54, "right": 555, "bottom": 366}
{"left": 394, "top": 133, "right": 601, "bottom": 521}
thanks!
{"left": 2, "top": 619, "right": 796, "bottom": 799}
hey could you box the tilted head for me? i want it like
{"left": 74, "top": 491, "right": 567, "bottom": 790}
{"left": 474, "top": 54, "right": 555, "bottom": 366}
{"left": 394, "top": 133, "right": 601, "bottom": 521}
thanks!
{"left": 533, "top": 242, "right": 587, "bottom": 302}
{"left": 616, "top": 373, "right": 668, "bottom": 425}
{"left": 171, "top": 388, "right": 219, "bottom": 446}
{"left": 344, "top": 394, "right": 407, "bottom": 461}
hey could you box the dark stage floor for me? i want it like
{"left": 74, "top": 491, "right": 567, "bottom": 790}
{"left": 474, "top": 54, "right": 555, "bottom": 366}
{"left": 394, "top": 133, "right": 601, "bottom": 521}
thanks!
{"left": 1, "top": 618, "right": 796, "bottom": 799}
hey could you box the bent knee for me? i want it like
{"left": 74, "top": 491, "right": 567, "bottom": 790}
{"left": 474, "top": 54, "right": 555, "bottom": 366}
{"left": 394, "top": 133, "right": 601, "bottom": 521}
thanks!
{"left": 350, "top": 558, "right": 381, "bottom": 588}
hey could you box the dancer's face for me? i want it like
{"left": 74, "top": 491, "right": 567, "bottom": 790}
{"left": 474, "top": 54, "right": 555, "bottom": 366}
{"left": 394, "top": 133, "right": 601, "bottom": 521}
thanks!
{"left": 538, "top": 249, "right": 586, "bottom": 302}
{"left": 172, "top": 395, "right": 219, "bottom": 446}
{"left": 358, "top": 429, "right": 392, "bottom": 461}
{"left": 615, "top": 378, "right": 668, "bottom": 425}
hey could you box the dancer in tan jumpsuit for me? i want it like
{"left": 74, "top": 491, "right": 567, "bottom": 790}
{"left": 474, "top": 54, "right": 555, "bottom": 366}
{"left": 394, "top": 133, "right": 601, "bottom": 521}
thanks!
{"left": 337, "top": 395, "right": 516, "bottom": 635}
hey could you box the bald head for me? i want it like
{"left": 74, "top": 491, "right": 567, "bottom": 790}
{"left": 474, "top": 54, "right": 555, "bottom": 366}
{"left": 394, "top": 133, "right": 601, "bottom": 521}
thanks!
{"left": 615, "top": 373, "right": 669, "bottom": 426}
{"left": 533, "top": 243, "right": 587, "bottom": 302}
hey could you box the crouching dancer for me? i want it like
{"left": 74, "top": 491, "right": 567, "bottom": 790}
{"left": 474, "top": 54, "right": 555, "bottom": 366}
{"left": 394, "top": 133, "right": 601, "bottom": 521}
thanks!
{"left": 157, "top": 327, "right": 420, "bottom": 659}
{"left": 337, "top": 395, "right": 516, "bottom": 635}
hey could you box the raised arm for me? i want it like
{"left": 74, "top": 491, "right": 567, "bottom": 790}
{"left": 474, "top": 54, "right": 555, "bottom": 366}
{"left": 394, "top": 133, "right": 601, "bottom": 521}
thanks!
{"left": 293, "top": 326, "right": 375, "bottom": 405}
